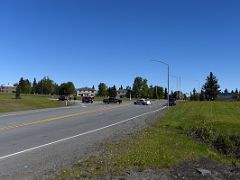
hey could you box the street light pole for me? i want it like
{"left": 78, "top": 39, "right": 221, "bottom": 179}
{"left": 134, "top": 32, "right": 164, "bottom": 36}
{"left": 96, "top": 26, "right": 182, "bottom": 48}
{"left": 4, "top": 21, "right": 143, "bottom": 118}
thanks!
{"left": 151, "top": 60, "right": 170, "bottom": 110}
{"left": 167, "top": 64, "right": 170, "bottom": 109}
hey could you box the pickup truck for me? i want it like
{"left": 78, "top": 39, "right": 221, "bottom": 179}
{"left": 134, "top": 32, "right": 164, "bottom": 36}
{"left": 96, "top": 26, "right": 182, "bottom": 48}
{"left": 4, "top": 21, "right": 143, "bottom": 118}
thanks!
{"left": 103, "top": 97, "right": 122, "bottom": 104}
{"left": 82, "top": 96, "right": 93, "bottom": 103}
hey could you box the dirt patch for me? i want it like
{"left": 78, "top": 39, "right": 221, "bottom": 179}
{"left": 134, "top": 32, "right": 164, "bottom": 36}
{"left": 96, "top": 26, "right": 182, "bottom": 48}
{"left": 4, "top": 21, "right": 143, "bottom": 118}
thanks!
{"left": 170, "top": 158, "right": 240, "bottom": 180}
{"left": 107, "top": 158, "right": 240, "bottom": 180}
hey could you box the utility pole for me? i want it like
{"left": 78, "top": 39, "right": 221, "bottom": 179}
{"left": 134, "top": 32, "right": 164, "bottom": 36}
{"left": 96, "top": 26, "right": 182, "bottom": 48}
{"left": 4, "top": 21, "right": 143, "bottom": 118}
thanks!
{"left": 151, "top": 60, "right": 170, "bottom": 109}
{"left": 156, "top": 86, "right": 158, "bottom": 99}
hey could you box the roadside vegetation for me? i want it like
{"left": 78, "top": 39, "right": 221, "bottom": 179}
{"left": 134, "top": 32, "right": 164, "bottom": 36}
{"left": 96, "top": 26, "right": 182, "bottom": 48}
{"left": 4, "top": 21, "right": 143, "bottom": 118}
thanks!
{"left": 55, "top": 101, "right": 240, "bottom": 179}
{"left": 0, "top": 93, "right": 64, "bottom": 113}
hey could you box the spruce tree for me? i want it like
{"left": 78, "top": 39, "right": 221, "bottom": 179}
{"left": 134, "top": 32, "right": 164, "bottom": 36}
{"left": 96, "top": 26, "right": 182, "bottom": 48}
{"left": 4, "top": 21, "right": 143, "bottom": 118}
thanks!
{"left": 203, "top": 72, "right": 220, "bottom": 101}
{"left": 15, "top": 85, "right": 21, "bottom": 99}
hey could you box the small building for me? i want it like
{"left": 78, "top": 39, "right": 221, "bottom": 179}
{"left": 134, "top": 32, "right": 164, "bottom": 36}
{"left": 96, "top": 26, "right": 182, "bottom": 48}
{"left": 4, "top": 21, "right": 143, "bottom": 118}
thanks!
{"left": 0, "top": 84, "right": 16, "bottom": 93}
{"left": 117, "top": 89, "right": 127, "bottom": 98}
{"left": 76, "top": 87, "right": 96, "bottom": 97}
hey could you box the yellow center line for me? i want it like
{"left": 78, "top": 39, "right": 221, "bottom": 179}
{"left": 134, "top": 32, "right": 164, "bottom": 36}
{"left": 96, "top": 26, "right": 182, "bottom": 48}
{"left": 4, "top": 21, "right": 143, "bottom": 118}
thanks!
{"left": 0, "top": 103, "right": 132, "bottom": 132}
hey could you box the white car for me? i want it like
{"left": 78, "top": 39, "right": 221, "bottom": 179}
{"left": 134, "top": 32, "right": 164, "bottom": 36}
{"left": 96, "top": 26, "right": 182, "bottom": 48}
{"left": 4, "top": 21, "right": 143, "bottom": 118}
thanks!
{"left": 134, "top": 99, "right": 151, "bottom": 105}
{"left": 145, "top": 99, "right": 151, "bottom": 105}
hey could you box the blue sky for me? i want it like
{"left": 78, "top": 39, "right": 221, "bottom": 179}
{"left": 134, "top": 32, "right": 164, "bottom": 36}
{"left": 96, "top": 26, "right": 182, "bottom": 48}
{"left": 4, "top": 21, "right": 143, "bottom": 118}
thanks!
{"left": 0, "top": 0, "right": 239, "bottom": 93}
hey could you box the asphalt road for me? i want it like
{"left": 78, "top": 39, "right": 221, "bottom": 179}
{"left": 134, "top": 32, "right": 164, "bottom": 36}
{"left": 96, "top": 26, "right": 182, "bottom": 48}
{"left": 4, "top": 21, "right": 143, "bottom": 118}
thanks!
{"left": 0, "top": 100, "right": 167, "bottom": 180}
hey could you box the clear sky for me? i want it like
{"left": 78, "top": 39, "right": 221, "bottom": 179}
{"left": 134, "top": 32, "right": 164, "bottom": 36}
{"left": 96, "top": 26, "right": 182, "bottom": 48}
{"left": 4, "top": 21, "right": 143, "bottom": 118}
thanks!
{"left": 0, "top": 0, "right": 239, "bottom": 93}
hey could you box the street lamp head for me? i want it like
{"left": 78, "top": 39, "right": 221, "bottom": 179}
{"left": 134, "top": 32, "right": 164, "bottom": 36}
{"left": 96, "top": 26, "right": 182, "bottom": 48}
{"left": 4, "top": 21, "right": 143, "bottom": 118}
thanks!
{"left": 150, "top": 59, "right": 169, "bottom": 66}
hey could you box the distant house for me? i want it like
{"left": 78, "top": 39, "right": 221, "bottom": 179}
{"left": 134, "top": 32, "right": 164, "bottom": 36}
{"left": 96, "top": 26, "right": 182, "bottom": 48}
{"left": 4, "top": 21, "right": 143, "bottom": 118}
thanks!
{"left": 0, "top": 84, "right": 16, "bottom": 93}
{"left": 217, "top": 93, "right": 237, "bottom": 100}
{"left": 76, "top": 87, "right": 96, "bottom": 97}
{"left": 117, "top": 89, "right": 127, "bottom": 98}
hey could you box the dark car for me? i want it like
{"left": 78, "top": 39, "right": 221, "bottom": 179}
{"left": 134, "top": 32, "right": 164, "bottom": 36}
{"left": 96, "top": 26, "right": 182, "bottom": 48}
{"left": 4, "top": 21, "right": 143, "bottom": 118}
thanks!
{"left": 103, "top": 97, "right": 122, "bottom": 104}
{"left": 58, "top": 95, "right": 68, "bottom": 101}
{"left": 82, "top": 96, "right": 93, "bottom": 103}
{"left": 169, "top": 98, "right": 176, "bottom": 106}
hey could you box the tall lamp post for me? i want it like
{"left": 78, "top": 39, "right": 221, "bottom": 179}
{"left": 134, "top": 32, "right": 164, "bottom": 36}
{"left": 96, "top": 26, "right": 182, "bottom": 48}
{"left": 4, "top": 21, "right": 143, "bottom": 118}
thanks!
{"left": 151, "top": 60, "right": 170, "bottom": 110}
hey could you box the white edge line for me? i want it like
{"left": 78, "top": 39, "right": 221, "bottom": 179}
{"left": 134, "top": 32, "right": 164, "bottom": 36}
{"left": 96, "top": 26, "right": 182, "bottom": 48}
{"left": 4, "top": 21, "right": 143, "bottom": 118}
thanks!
{"left": 0, "top": 106, "right": 166, "bottom": 161}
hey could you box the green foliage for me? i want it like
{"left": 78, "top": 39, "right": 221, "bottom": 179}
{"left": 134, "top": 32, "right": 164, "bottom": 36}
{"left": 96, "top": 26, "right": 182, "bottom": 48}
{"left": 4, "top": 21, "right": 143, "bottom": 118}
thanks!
{"left": 148, "top": 86, "right": 164, "bottom": 99}
{"left": 15, "top": 85, "right": 21, "bottom": 99}
{"left": 108, "top": 85, "right": 117, "bottom": 98}
{"left": 203, "top": 72, "right": 220, "bottom": 100}
{"left": 132, "top": 77, "right": 149, "bottom": 98}
{"left": 31, "top": 78, "right": 37, "bottom": 94}
{"left": 190, "top": 88, "right": 200, "bottom": 101}
{"left": 18, "top": 77, "right": 31, "bottom": 94}
{"left": 98, "top": 83, "right": 108, "bottom": 97}
{"left": 125, "top": 86, "right": 132, "bottom": 98}
{"left": 199, "top": 90, "right": 205, "bottom": 101}
{"left": 36, "top": 76, "right": 56, "bottom": 95}
{"left": 164, "top": 88, "right": 168, "bottom": 99}
{"left": 59, "top": 82, "right": 76, "bottom": 96}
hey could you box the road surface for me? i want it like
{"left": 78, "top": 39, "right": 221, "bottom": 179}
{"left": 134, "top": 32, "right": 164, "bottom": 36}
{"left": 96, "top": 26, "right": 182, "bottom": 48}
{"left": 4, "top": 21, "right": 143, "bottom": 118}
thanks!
{"left": 0, "top": 100, "right": 166, "bottom": 180}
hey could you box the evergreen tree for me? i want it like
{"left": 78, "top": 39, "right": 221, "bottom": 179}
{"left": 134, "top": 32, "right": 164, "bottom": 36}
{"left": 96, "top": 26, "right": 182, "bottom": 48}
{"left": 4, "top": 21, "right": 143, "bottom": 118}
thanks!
{"left": 203, "top": 72, "right": 220, "bottom": 101}
{"left": 199, "top": 90, "right": 205, "bottom": 101}
{"left": 125, "top": 86, "right": 132, "bottom": 98}
{"left": 18, "top": 77, "right": 31, "bottom": 94}
{"left": 192, "top": 88, "right": 197, "bottom": 101}
{"left": 235, "top": 89, "right": 239, "bottom": 94}
{"left": 183, "top": 94, "right": 187, "bottom": 101}
{"left": 164, "top": 88, "right": 168, "bottom": 99}
{"left": 98, "top": 83, "right": 107, "bottom": 96}
{"left": 15, "top": 84, "right": 21, "bottom": 99}
{"left": 224, "top": 89, "right": 229, "bottom": 94}
{"left": 109, "top": 85, "right": 117, "bottom": 98}
{"left": 32, "top": 78, "right": 37, "bottom": 94}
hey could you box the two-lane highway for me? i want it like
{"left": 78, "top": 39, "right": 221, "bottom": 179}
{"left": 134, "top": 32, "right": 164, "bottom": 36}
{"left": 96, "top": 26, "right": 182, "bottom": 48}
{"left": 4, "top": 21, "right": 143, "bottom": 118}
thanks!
{"left": 0, "top": 100, "right": 166, "bottom": 180}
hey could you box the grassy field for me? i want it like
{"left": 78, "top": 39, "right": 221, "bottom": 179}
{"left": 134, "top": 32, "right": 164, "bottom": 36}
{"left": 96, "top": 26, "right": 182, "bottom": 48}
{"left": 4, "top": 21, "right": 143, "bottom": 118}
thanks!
{"left": 0, "top": 93, "right": 65, "bottom": 113}
{"left": 56, "top": 101, "right": 240, "bottom": 179}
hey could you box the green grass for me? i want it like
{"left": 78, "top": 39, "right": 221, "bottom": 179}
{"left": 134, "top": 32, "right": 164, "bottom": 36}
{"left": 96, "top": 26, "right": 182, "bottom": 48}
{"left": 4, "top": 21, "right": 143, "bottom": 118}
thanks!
{"left": 55, "top": 101, "right": 240, "bottom": 179}
{"left": 0, "top": 93, "right": 65, "bottom": 113}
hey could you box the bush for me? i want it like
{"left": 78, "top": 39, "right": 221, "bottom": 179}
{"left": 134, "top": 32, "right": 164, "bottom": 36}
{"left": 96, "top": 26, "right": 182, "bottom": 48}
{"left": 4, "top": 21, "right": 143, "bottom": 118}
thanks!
{"left": 185, "top": 120, "right": 240, "bottom": 159}
{"left": 212, "top": 134, "right": 234, "bottom": 155}
{"left": 186, "top": 120, "right": 215, "bottom": 143}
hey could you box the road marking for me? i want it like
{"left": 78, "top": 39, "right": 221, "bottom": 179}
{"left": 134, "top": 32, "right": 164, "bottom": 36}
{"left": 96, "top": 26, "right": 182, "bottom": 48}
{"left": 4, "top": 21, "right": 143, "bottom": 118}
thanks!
{"left": 0, "top": 103, "right": 132, "bottom": 132}
{"left": 0, "top": 105, "right": 82, "bottom": 118}
{"left": 0, "top": 106, "right": 166, "bottom": 161}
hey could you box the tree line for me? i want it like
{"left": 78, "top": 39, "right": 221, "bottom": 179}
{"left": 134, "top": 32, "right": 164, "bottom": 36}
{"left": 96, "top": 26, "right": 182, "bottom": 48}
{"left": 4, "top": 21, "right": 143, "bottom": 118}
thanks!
{"left": 15, "top": 77, "right": 76, "bottom": 98}
{"left": 97, "top": 76, "right": 168, "bottom": 99}
{"left": 15, "top": 75, "right": 172, "bottom": 100}
{"left": 190, "top": 72, "right": 240, "bottom": 101}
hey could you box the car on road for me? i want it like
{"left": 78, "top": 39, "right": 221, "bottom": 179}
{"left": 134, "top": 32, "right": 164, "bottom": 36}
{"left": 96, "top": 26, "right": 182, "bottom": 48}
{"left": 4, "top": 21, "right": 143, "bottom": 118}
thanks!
{"left": 58, "top": 95, "right": 68, "bottom": 101}
{"left": 134, "top": 99, "right": 151, "bottom": 105}
{"left": 82, "top": 96, "right": 93, "bottom": 103}
{"left": 103, "top": 97, "right": 122, "bottom": 104}
{"left": 169, "top": 98, "right": 176, "bottom": 106}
